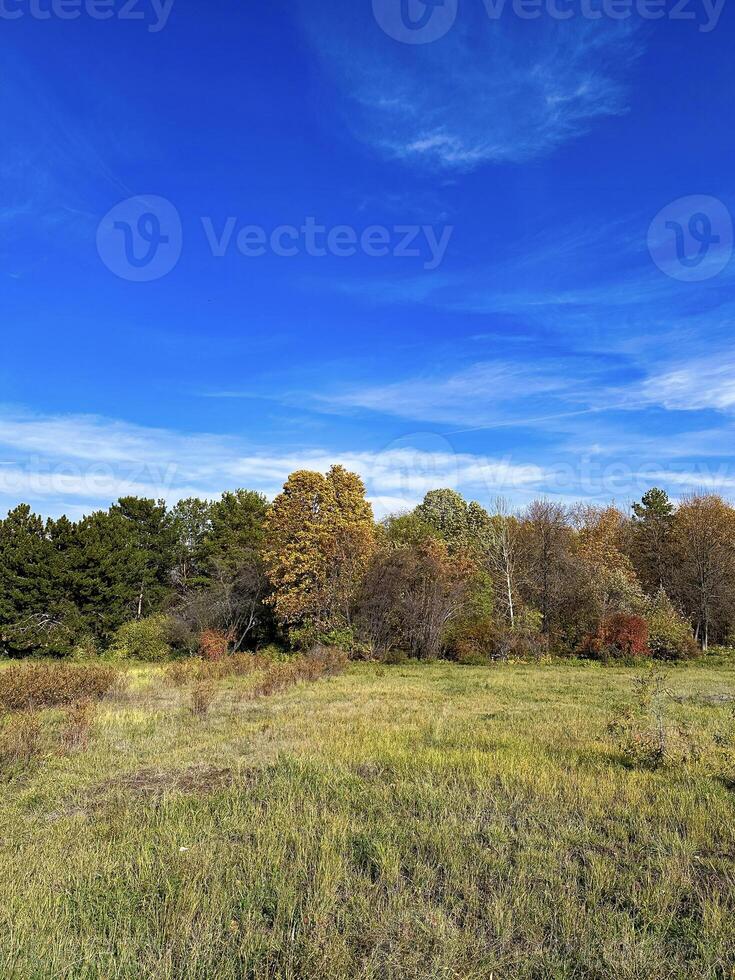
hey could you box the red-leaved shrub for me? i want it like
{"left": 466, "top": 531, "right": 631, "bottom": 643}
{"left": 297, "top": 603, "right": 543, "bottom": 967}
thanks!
{"left": 198, "top": 629, "right": 232, "bottom": 661}
{"left": 583, "top": 614, "right": 650, "bottom": 661}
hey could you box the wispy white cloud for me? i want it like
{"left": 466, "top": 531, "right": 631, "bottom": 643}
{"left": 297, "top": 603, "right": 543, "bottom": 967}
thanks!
{"left": 641, "top": 355, "right": 735, "bottom": 413}
{"left": 319, "top": 357, "right": 615, "bottom": 429}
{"left": 3, "top": 406, "right": 735, "bottom": 521}
{"left": 302, "top": 4, "right": 640, "bottom": 170}
{"left": 0, "top": 409, "right": 549, "bottom": 520}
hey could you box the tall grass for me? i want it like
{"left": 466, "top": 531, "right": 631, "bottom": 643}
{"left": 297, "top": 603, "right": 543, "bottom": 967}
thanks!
{"left": 0, "top": 660, "right": 733, "bottom": 978}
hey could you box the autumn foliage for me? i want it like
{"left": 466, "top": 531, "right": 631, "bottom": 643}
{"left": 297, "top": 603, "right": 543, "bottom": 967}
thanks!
{"left": 582, "top": 614, "right": 650, "bottom": 661}
{"left": 1, "top": 473, "right": 724, "bottom": 664}
{"left": 263, "top": 466, "right": 375, "bottom": 637}
{"left": 198, "top": 628, "right": 232, "bottom": 661}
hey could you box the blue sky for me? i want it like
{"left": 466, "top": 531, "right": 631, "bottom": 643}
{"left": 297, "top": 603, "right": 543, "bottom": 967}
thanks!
{"left": 1, "top": 0, "right": 734, "bottom": 518}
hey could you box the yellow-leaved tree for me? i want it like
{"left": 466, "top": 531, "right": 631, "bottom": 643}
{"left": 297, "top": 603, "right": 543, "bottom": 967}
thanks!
{"left": 263, "top": 466, "right": 375, "bottom": 642}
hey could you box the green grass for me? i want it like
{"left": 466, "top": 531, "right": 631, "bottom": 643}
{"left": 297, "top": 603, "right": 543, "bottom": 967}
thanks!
{"left": 1, "top": 659, "right": 735, "bottom": 978}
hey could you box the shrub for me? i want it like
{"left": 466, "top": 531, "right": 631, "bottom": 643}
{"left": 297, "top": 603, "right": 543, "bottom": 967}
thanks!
{"left": 607, "top": 669, "right": 701, "bottom": 769}
{"left": 646, "top": 590, "right": 700, "bottom": 661}
{"left": 288, "top": 623, "right": 321, "bottom": 651}
{"left": 449, "top": 607, "right": 545, "bottom": 663}
{"left": 707, "top": 645, "right": 735, "bottom": 659}
{"left": 71, "top": 635, "right": 99, "bottom": 661}
{"left": 582, "top": 613, "right": 650, "bottom": 661}
{"left": 59, "top": 700, "right": 96, "bottom": 753}
{"left": 165, "top": 653, "right": 269, "bottom": 686}
{"left": 446, "top": 617, "right": 495, "bottom": 662}
{"left": 0, "top": 663, "right": 117, "bottom": 710}
{"left": 190, "top": 682, "right": 216, "bottom": 717}
{"left": 249, "top": 647, "right": 347, "bottom": 698}
{"left": 250, "top": 663, "right": 293, "bottom": 698}
{"left": 0, "top": 709, "right": 43, "bottom": 768}
{"left": 306, "top": 645, "right": 348, "bottom": 676}
{"left": 288, "top": 624, "right": 365, "bottom": 656}
{"left": 379, "top": 649, "right": 411, "bottom": 666}
{"left": 198, "top": 629, "right": 232, "bottom": 661}
{"left": 455, "top": 650, "right": 493, "bottom": 666}
{"left": 490, "top": 626, "right": 546, "bottom": 662}
{"left": 108, "top": 615, "right": 172, "bottom": 662}
{"left": 256, "top": 644, "right": 291, "bottom": 662}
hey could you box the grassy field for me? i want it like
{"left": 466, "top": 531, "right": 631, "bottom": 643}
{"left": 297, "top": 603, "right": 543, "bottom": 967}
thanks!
{"left": 1, "top": 659, "right": 735, "bottom": 979}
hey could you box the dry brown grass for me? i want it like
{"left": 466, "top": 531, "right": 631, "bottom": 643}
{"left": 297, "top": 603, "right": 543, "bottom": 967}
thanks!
{"left": 0, "top": 662, "right": 116, "bottom": 710}
{"left": 59, "top": 700, "right": 97, "bottom": 753}
{"left": 166, "top": 653, "right": 269, "bottom": 687}
{"left": 96, "top": 764, "right": 237, "bottom": 799}
{"left": 0, "top": 708, "right": 43, "bottom": 768}
{"left": 249, "top": 647, "right": 348, "bottom": 698}
{"left": 189, "top": 681, "right": 216, "bottom": 717}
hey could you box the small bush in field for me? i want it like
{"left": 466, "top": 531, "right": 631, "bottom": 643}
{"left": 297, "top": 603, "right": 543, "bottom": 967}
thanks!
{"left": 198, "top": 629, "right": 232, "bottom": 661}
{"left": 583, "top": 614, "right": 650, "bottom": 662}
{"left": 249, "top": 647, "right": 347, "bottom": 698}
{"left": 108, "top": 615, "right": 172, "bottom": 662}
{"left": 0, "top": 663, "right": 117, "bottom": 711}
{"left": 165, "top": 661, "right": 197, "bottom": 687}
{"left": 0, "top": 709, "right": 43, "bottom": 768}
{"left": 71, "top": 635, "right": 99, "bottom": 661}
{"left": 60, "top": 700, "right": 96, "bottom": 753}
{"left": 190, "top": 682, "right": 216, "bottom": 717}
{"left": 250, "top": 663, "right": 292, "bottom": 698}
{"left": 165, "top": 653, "right": 269, "bottom": 686}
{"left": 607, "top": 669, "right": 701, "bottom": 769}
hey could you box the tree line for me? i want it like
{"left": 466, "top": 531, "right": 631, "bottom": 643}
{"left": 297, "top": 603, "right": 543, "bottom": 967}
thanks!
{"left": 1, "top": 466, "right": 734, "bottom": 662}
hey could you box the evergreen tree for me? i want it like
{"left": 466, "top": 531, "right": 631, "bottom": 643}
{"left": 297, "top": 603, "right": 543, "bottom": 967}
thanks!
{"left": 170, "top": 497, "right": 213, "bottom": 589}
{"left": 199, "top": 490, "right": 267, "bottom": 577}
{"left": 71, "top": 498, "right": 176, "bottom": 642}
{"left": 631, "top": 488, "right": 675, "bottom": 592}
{"left": 0, "top": 506, "right": 79, "bottom": 655}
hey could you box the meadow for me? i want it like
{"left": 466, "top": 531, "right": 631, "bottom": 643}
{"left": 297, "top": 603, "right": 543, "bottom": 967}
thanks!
{"left": 1, "top": 658, "right": 734, "bottom": 979}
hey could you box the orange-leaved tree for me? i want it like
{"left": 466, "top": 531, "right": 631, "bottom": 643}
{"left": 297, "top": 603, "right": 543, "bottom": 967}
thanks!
{"left": 263, "top": 466, "right": 375, "bottom": 640}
